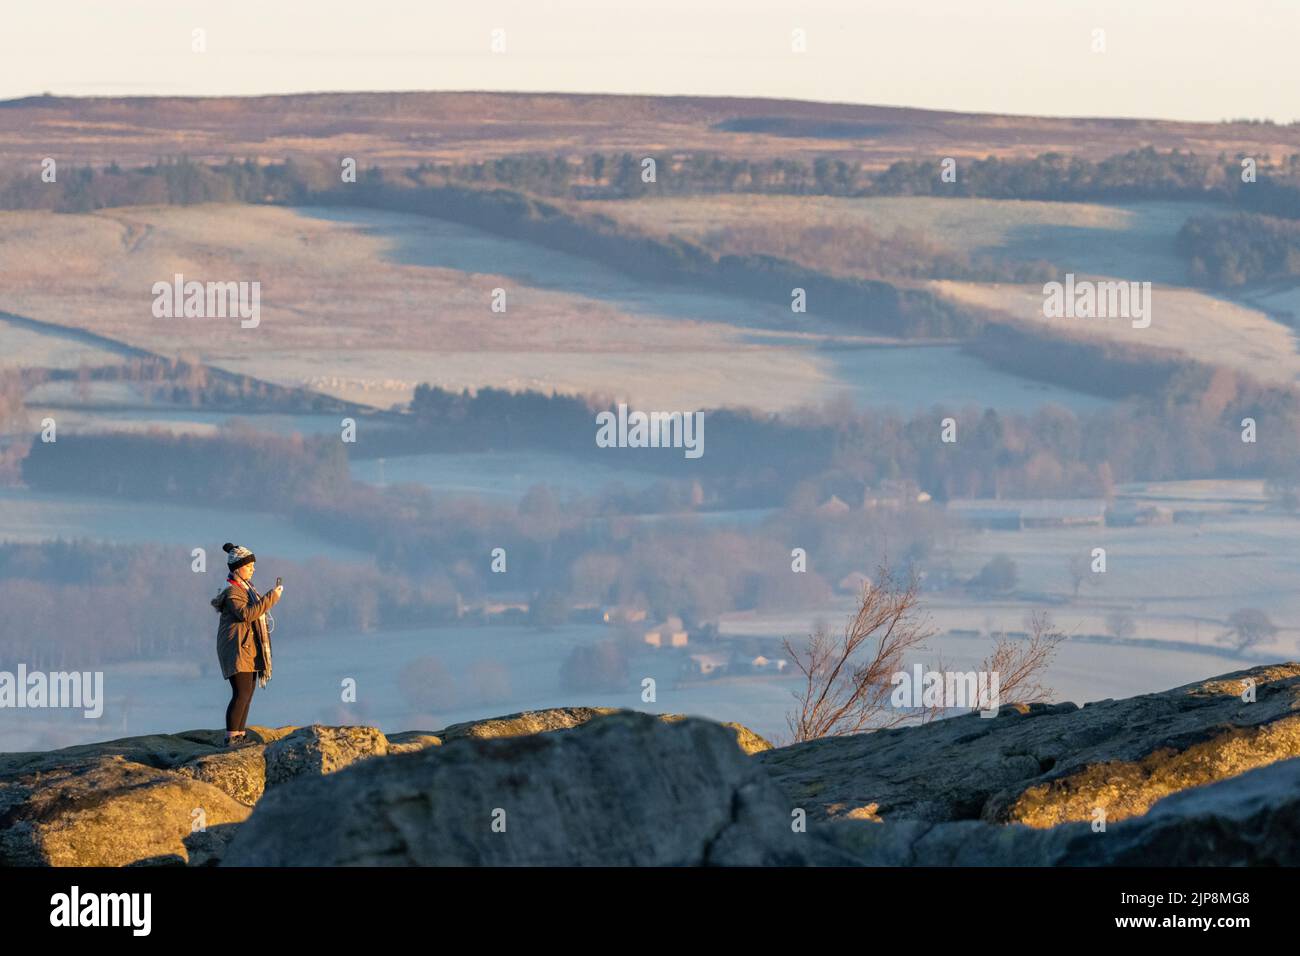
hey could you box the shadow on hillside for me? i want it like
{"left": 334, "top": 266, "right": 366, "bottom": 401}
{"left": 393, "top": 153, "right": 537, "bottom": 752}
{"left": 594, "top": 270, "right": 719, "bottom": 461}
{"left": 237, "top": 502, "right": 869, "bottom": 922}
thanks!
{"left": 294, "top": 205, "right": 799, "bottom": 332}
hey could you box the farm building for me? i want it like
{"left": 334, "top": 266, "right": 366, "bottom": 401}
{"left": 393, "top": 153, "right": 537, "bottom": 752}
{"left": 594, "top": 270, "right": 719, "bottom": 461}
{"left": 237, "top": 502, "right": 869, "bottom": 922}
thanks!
{"left": 816, "top": 495, "right": 852, "bottom": 515}
{"left": 1107, "top": 503, "right": 1175, "bottom": 526}
{"left": 684, "top": 653, "right": 729, "bottom": 677}
{"left": 814, "top": 478, "right": 933, "bottom": 512}
{"left": 643, "top": 617, "right": 689, "bottom": 648}
{"left": 947, "top": 498, "right": 1106, "bottom": 530}
{"left": 602, "top": 605, "right": 648, "bottom": 625}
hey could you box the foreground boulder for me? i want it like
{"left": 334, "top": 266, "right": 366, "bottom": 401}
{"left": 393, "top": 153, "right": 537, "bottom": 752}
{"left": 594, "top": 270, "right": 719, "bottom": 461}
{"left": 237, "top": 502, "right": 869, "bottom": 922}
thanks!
{"left": 179, "top": 725, "right": 397, "bottom": 803}
{"left": 384, "top": 731, "right": 443, "bottom": 755}
{"left": 263, "top": 725, "right": 389, "bottom": 787}
{"left": 823, "top": 754, "right": 1300, "bottom": 866}
{"left": 5, "top": 664, "right": 1298, "bottom": 867}
{"left": 759, "top": 663, "right": 1300, "bottom": 827}
{"left": 0, "top": 710, "right": 768, "bottom": 866}
{"left": 437, "top": 706, "right": 772, "bottom": 755}
{"left": 0, "top": 755, "right": 251, "bottom": 866}
{"left": 176, "top": 746, "right": 270, "bottom": 807}
{"left": 435, "top": 706, "right": 621, "bottom": 741}
{"left": 223, "top": 711, "right": 845, "bottom": 866}
{"left": 1053, "top": 752, "right": 1300, "bottom": 865}
{"left": 0, "top": 731, "right": 223, "bottom": 778}
{"left": 171, "top": 725, "right": 299, "bottom": 806}
{"left": 659, "top": 714, "right": 773, "bottom": 755}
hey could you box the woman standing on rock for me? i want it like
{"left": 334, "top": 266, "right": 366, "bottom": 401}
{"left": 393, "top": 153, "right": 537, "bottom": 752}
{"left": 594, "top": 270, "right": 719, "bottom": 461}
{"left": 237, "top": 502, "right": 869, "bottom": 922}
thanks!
{"left": 212, "top": 543, "right": 283, "bottom": 747}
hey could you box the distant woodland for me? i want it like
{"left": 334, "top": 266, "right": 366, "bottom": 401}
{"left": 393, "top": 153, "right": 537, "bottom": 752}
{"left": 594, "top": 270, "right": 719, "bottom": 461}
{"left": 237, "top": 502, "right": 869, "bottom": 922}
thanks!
{"left": 1177, "top": 212, "right": 1300, "bottom": 287}
{"left": 8, "top": 146, "right": 1300, "bottom": 667}
{"left": 22, "top": 365, "right": 1300, "bottom": 527}
{"left": 5, "top": 150, "right": 1299, "bottom": 303}
{"left": 13, "top": 356, "right": 1300, "bottom": 668}
{"left": 5, "top": 148, "right": 1296, "bottom": 207}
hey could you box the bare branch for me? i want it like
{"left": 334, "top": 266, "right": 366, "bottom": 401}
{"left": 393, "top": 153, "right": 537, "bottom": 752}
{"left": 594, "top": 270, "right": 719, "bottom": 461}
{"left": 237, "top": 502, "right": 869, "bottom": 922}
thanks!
{"left": 979, "top": 610, "right": 1065, "bottom": 706}
{"left": 784, "top": 565, "right": 942, "bottom": 742}
{"left": 786, "top": 569, "right": 1066, "bottom": 741}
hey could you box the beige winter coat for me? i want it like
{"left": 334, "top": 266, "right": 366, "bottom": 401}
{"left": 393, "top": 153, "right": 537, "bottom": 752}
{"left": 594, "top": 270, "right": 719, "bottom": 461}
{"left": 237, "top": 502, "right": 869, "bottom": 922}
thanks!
{"left": 213, "top": 581, "right": 281, "bottom": 680}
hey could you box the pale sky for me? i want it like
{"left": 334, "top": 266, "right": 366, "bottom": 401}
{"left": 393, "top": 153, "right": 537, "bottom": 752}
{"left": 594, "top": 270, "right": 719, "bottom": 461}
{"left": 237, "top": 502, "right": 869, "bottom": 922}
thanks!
{"left": 0, "top": 0, "right": 1295, "bottom": 122}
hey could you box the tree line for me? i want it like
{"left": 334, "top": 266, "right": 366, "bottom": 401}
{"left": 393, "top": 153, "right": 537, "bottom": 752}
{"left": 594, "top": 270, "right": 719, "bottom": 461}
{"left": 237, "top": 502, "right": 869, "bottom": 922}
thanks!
{"left": 312, "top": 148, "right": 1300, "bottom": 206}
{"left": 12, "top": 153, "right": 1300, "bottom": 340}
{"left": 1177, "top": 212, "right": 1300, "bottom": 287}
{"left": 22, "top": 361, "right": 1300, "bottom": 520}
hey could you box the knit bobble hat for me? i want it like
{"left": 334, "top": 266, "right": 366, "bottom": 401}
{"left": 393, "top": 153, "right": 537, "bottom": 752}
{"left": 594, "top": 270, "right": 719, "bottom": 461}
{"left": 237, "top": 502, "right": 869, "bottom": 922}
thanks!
{"left": 223, "top": 542, "right": 256, "bottom": 571}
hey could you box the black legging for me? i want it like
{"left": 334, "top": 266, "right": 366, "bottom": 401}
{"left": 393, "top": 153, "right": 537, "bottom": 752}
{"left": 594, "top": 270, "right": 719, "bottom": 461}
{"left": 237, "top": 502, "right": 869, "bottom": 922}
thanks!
{"left": 225, "top": 672, "right": 256, "bottom": 733}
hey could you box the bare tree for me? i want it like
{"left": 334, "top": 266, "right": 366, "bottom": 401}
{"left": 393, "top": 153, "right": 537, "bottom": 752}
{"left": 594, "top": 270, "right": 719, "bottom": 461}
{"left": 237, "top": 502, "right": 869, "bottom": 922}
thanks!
{"left": 1223, "top": 608, "right": 1276, "bottom": 652}
{"left": 971, "top": 554, "right": 1018, "bottom": 595}
{"left": 978, "top": 611, "right": 1065, "bottom": 706}
{"left": 1105, "top": 609, "right": 1136, "bottom": 641}
{"left": 1066, "top": 555, "right": 1087, "bottom": 601}
{"left": 785, "top": 566, "right": 1068, "bottom": 741}
{"left": 1266, "top": 466, "right": 1300, "bottom": 513}
{"left": 783, "top": 567, "right": 943, "bottom": 742}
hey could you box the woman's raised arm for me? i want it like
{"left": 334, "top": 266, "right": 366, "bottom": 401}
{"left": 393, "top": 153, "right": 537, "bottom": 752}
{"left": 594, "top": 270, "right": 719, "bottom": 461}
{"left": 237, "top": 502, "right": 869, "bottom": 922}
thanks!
{"left": 226, "top": 583, "right": 281, "bottom": 623}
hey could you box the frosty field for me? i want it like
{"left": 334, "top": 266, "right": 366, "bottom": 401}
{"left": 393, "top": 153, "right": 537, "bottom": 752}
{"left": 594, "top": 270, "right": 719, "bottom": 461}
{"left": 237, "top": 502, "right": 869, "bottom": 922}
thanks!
{"left": 0, "top": 203, "right": 1109, "bottom": 414}
{"left": 581, "top": 194, "right": 1225, "bottom": 285}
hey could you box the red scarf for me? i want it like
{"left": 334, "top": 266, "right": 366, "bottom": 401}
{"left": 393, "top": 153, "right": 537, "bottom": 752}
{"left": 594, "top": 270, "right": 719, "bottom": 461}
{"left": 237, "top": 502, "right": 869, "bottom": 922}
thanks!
{"left": 227, "top": 574, "right": 266, "bottom": 607}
